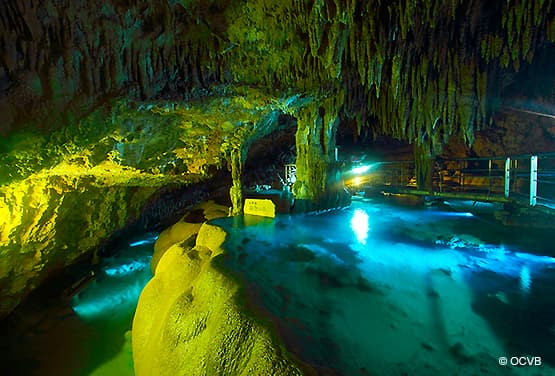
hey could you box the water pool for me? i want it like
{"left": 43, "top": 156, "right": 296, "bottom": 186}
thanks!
{"left": 0, "top": 232, "right": 156, "bottom": 376}
{"left": 215, "top": 198, "right": 555, "bottom": 375}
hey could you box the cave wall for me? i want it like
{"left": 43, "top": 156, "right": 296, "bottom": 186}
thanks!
{"left": 1, "top": 0, "right": 554, "bottom": 316}
{"left": 0, "top": 172, "right": 157, "bottom": 316}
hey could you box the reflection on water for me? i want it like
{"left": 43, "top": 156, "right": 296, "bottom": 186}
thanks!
{"left": 215, "top": 199, "right": 555, "bottom": 375}
{"left": 351, "top": 208, "right": 369, "bottom": 245}
{"left": 519, "top": 266, "right": 531, "bottom": 294}
{"left": 0, "top": 232, "right": 156, "bottom": 376}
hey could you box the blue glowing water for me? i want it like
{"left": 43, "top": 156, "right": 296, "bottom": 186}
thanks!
{"left": 71, "top": 236, "right": 156, "bottom": 321}
{"left": 215, "top": 199, "right": 555, "bottom": 376}
{"left": 0, "top": 232, "right": 157, "bottom": 376}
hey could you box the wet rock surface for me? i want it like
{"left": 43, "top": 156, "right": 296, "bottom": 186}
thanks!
{"left": 133, "top": 218, "right": 307, "bottom": 376}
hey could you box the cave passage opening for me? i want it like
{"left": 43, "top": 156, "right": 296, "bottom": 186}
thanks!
{"left": 243, "top": 114, "right": 298, "bottom": 191}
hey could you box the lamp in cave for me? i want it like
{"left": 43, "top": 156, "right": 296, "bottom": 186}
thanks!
{"left": 345, "top": 163, "right": 378, "bottom": 188}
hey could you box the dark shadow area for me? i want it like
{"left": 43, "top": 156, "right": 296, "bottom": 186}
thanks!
{"left": 467, "top": 269, "right": 555, "bottom": 367}
{"left": 243, "top": 115, "right": 297, "bottom": 189}
{"left": 0, "top": 234, "right": 155, "bottom": 376}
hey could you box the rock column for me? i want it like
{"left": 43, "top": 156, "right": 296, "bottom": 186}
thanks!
{"left": 229, "top": 147, "right": 244, "bottom": 215}
{"left": 292, "top": 94, "right": 345, "bottom": 210}
{"left": 414, "top": 142, "right": 434, "bottom": 192}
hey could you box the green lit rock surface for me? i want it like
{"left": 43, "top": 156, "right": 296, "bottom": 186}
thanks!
{"left": 133, "top": 222, "right": 305, "bottom": 376}
{"left": 0, "top": 164, "right": 159, "bottom": 317}
{"left": 0, "top": 87, "right": 312, "bottom": 318}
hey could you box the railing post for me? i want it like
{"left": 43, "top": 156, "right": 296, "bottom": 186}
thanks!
{"left": 504, "top": 157, "right": 511, "bottom": 198}
{"left": 530, "top": 155, "right": 538, "bottom": 206}
{"left": 488, "top": 159, "right": 492, "bottom": 194}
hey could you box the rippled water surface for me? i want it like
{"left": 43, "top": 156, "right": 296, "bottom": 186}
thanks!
{"left": 215, "top": 198, "right": 555, "bottom": 376}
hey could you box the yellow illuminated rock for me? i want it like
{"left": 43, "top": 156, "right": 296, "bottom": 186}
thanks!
{"left": 133, "top": 222, "right": 305, "bottom": 376}
{"left": 151, "top": 201, "right": 228, "bottom": 273}
{"left": 0, "top": 165, "right": 161, "bottom": 316}
{"left": 244, "top": 198, "right": 276, "bottom": 218}
{"left": 0, "top": 89, "right": 303, "bottom": 318}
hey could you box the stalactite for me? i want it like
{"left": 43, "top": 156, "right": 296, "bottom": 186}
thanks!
{"left": 334, "top": 0, "right": 553, "bottom": 156}
{"left": 229, "top": 147, "right": 243, "bottom": 216}
{"left": 2, "top": 0, "right": 554, "bottom": 146}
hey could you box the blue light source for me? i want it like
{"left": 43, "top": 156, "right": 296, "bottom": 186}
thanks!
{"left": 104, "top": 259, "right": 148, "bottom": 277}
{"left": 519, "top": 266, "right": 531, "bottom": 294}
{"left": 351, "top": 164, "right": 373, "bottom": 175}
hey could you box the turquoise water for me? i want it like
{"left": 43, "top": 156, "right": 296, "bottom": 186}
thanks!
{"left": 215, "top": 198, "right": 555, "bottom": 375}
{"left": 0, "top": 233, "right": 156, "bottom": 376}
{"left": 2, "top": 199, "right": 554, "bottom": 376}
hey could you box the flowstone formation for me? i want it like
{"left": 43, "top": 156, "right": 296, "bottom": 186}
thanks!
{"left": 133, "top": 208, "right": 305, "bottom": 376}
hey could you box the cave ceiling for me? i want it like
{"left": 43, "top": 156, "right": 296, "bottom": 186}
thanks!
{"left": 0, "top": 0, "right": 554, "bottom": 153}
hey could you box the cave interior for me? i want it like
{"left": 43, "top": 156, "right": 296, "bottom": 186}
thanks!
{"left": 0, "top": 0, "right": 554, "bottom": 375}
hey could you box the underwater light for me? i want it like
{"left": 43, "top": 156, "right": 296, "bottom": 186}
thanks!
{"left": 351, "top": 164, "right": 373, "bottom": 175}
{"left": 104, "top": 259, "right": 149, "bottom": 277}
{"left": 519, "top": 266, "right": 531, "bottom": 294}
{"left": 129, "top": 239, "right": 153, "bottom": 247}
{"left": 72, "top": 283, "right": 144, "bottom": 320}
{"left": 436, "top": 211, "right": 474, "bottom": 218}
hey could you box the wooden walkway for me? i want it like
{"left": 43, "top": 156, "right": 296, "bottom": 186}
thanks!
{"left": 358, "top": 152, "right": 555, "bottom": 209}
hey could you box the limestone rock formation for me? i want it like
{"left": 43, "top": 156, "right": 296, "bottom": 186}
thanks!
{"left": 0, "top": 88, "right": 316, "bottom": 318}
{"left": 0, "top": 164, "right": 158, "bottom": 317}
{"left": 132, "top": 221, "right": 305, "bottom": 376}
{"left": 151, "top": 200, "right": 228, "bottom": 273}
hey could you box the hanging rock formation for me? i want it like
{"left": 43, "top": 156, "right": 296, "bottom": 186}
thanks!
{"left": 1, "top": 0, "right": 554, "bottom": 371}
{"left": 2, "top": 0, "right": 553, "bottom": 193}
